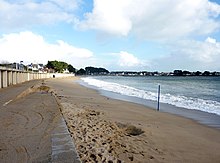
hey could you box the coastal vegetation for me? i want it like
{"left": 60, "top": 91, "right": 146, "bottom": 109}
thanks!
{"left": 85, "top": 66, "right": 109, "bottom": 75}
{"left": 76, "top": 68, "right": 86, "bottom": 75}
{"left": 1, "top": 60, "right": 219, "bottom": 76}
{"left": 46, "top": 60, "right": 75, "bottom": 73}
{"left": 76, "top": 66, "right": 109, "bottom": 75}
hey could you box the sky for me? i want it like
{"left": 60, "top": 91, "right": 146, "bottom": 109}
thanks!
{"left": 1, "top": 0, "right": 220, "bottom": 72}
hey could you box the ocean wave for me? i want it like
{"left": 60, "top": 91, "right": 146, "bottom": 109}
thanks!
{"left": 82, "top": 77, "right": 220, "bottom": 116}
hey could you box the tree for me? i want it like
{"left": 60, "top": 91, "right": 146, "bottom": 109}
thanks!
{"left": 46, "top": 60, "right": 68, "bottom": 73}
{"left": 85, "top": 66, "right": 109, "bottom": 75}
{"left": 182, "top": 71, "right": 191, "bottom": 76}
{"left": 195, "top": 71, "right": 202, "bottom": 76}
{"left": 173, "top": 70, "right": 183, "bottom": 76}
{"left": 202, "top": 71, "right": 210, "bottom": 76}
{"left": 76, "top": 68, "right": 86, "bottom": 75}
{"left": 46, "top": 61, "right": 54, "bottom": 69}
{"left": 68, "top": 64, "right": 76, "bottom": 73}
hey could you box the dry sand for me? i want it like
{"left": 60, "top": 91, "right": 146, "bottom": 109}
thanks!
{"left": 47, "top": 77, "right": 220, "bottom": 163}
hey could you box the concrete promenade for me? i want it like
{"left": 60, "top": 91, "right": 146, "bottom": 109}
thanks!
{"left": 0, "top": 66, "right": 74, "bottom": 89}
{"left": 0, "top": 79, "right": 81, "bottom": 163}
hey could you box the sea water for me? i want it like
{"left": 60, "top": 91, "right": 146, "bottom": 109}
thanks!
{"left": 81, "top": 76, "right": 220, "bottom": 116}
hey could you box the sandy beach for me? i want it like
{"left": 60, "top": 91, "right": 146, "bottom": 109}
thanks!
{"left": 46, "top": 77, "right": 220, "bottom": 163}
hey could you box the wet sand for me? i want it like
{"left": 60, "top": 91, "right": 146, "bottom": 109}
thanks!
{"left": 47, "top": 77, "right": 220, "bottom": 163}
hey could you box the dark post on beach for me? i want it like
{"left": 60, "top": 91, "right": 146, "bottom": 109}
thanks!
{"left": 157, "top": 85, "right": 160, "bottom": 111}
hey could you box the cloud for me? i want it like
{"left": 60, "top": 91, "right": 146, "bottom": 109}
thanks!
{"left": 106, "top": 51, "right": 150, "bottom": 70}
{"left": 174, "top": 37, "right": 220, "bottom": 63}
{"left": 118, "top": 51, "right": 141, "bottom": 67}
{"left": 78, "top": 0, "right": 220, "bottom": 40}
{"left": 0, "top": 0, "right": 80, "bottom": 30}
{"left": 0, "top": 31, "right": 93, "bottom": 67}
{"left": 48, "top": 0, "right": 80, "bottom": 12}
{"left": 78, "top": 0, "right": 132, "bottom": 36}
{"left": 206, "top": 37, "right": 217, "bottom": 44}
{"left": 56, "top": 40, "right": 93, "bottom": 58}
{"left": 153, "top": 37, "right": 220, "bottom": 71}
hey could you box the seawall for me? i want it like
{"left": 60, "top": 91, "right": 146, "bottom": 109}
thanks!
{"left": 0, "top": 66, "right": 75, "bottom": 89}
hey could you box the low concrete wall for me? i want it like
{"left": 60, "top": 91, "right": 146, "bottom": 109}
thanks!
{"left": 0, "top": 67, "right": 75, "bottom": 89}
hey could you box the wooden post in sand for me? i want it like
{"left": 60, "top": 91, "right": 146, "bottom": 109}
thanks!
{"left": 157, "top": 85, "right": 160, "bottom": 111}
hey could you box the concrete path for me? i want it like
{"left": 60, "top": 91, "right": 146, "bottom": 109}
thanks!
{"left": 0, "top": 80, "right": 80, "bottom": 163}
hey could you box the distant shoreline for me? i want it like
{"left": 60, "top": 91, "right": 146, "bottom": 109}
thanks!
{"left": 80, "top": 68, "right": 220, "bottom": 76}
{"left": 80, "top": 72, "right": 220, "bottom": 77}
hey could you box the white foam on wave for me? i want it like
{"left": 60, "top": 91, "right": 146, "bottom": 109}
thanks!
{"left": 82, "top": 77, "right": 220, "bottom": 116}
